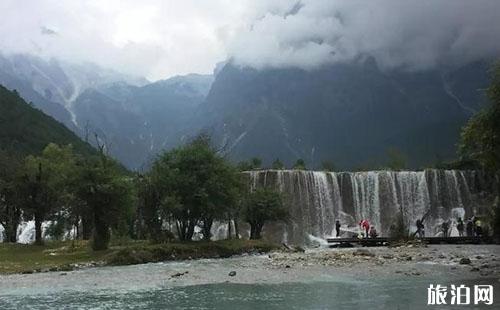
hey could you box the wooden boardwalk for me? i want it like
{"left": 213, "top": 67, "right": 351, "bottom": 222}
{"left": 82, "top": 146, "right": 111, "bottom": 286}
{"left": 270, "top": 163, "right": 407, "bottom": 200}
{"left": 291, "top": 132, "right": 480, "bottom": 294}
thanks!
{"left": 326, "top": 236, "right": 491, "bottom": 247}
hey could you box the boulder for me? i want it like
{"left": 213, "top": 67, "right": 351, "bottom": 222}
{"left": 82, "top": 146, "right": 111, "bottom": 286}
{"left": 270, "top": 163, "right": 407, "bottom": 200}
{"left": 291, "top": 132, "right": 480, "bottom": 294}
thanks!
{"left": 459, "top": 258, "right": 472, "bottom": 265}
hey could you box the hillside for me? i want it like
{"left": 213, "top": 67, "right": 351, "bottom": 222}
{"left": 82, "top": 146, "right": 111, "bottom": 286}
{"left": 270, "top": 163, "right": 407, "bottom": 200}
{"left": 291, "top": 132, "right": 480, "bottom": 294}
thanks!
{"left": 0, "top": 84, "right": 93, "bottom": 156}
{"left": 192, "top": 59, "right": 491, "bottom": 169}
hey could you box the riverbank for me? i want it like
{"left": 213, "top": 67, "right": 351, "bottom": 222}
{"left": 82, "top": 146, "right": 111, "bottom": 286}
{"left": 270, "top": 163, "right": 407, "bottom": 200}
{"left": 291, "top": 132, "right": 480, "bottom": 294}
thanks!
{"left": 0, "top": 239, "right": 278, "bottom": 274}
{"left": 0, "top": 244, "right": 498, "bottom": 309}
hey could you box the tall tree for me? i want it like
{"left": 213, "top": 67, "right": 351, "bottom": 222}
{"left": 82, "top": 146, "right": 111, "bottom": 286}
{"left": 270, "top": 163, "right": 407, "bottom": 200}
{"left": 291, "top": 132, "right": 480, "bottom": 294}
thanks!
{"left": 76, "top": 154, "right": 134, "bottom": 250}
{"left": 460, "top": 63, "right": 500, "bottom": 239}
{"left": 0, "top": 151, "right": 21, "bottom": 242}
{"left": 18, "top": 144, "right": 76, "bottom": 245}
{"left": 151, "top": 136, "right": 242, "bottom": 241}
{"left": 243, "top": 188, "right": 288, "bottom": 240}
{"left": 320, "top": 160, "right": 336, "bottom": 172}
{"left": 271, "top": 158, "right": 285, "bottom": 170}
{"left": 293, "top": 159, "right": 306, "bottom": 170}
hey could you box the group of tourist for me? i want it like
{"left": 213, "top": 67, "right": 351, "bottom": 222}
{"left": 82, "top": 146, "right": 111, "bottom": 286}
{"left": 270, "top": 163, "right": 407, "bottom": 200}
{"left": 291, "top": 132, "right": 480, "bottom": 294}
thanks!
{"left": 334, "top": 215, "right": 485, "bottom": 240}
{"left": 417, "top": 216, "right": 483, "bottom": 238}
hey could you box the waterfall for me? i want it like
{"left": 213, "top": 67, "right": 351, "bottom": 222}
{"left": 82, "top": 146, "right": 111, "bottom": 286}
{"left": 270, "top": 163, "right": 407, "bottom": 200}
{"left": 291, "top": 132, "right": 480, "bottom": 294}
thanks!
{"left": 245, "top": 169, "right": 494, "bottom": 244}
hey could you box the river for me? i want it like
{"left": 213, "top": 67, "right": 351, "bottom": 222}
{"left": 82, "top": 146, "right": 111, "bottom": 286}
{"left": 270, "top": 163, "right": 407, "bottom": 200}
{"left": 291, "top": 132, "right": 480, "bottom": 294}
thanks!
{"left": 1, "top": 245, "right": 498, "bottom": 309}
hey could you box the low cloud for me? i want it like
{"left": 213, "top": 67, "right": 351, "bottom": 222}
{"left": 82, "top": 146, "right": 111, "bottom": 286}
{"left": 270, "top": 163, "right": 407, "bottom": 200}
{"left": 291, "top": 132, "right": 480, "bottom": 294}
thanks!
{"left": 227, "top": 0, "right": 500, "bottom": 71}
{"left": 0, "top": 1, "right": 499, "bottom": 79}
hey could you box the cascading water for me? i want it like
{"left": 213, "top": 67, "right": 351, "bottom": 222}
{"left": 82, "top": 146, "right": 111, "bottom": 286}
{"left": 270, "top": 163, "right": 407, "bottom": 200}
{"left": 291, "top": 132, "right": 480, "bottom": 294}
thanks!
{"left": 245, "top": 169, "right": 495, "bottom": 244}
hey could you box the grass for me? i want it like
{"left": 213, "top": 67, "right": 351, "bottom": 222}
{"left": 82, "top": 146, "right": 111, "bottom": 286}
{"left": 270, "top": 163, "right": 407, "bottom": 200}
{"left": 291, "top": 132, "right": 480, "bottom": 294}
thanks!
{"left": 0, "top": 239, "right": 279, "bottom": 274}
{"left": 0, "top": 240, "right": 110, "bottom": 274}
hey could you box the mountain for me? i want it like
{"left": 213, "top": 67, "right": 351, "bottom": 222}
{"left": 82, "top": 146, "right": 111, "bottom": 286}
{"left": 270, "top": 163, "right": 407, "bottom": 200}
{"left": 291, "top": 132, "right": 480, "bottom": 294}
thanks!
{"left": 1, "top": 52, "right": 492, "bottom": 170}
{"left": 73, "top": 74, "right": 213, "bottom": 169}
{"left": 0, "top": 53, "right": 148, "bottom": 129}
{"left": 0, "top": 84, "right": 93, "bottom": 156}
{"left": 0, "top": 53, "right": 213, "bottom": 169}
{"left": 193, "top": 59, "right": 491, "bottom": 169}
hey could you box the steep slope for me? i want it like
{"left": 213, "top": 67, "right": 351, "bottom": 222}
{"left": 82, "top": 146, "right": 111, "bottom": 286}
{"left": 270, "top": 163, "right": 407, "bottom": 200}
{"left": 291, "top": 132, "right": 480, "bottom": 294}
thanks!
{"left": 0, "top": 85, "right": 94, "bottom": 156}
{"left": 73, "top": 74, "right": 213, "bottom": 169}
{"left": 194, "top": 59, "right": 491, "bottom": 169}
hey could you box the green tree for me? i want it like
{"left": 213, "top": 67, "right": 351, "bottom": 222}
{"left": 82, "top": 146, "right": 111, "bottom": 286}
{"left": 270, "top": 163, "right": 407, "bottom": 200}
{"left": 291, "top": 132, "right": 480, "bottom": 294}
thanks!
{"left": 236, "top": 160, "right": 253, "bottom": 171}
{"left": 243, "top": 188, "right": 288, "bottom": 239}
{"left": 293, "top": 159, "right": 306, "bottom": 170}
{"left": 76, "top": 154, "right": 134, "bottom": 250}
{"left": 321, "top": 160, "right": 336, "bottom": 172}
{"left": 18, "top": 144, "right": 77, "bottom": 245}
{"left": 0, "top": 151, "right": 22, "bottom": 242}
{"left": 250, "top": 157, "right": 262, "bottom": 169}
{"left": 271, "top": 158, "right": 285, "bottom": 170}
{"left": 151, "top": 136, "right": 242, "bottom": 241}
{"left": 386, "top": 148, "right": 407, "bottom": 171}
{"left": 460, "top": 62, "right": 500, "bottom": 239}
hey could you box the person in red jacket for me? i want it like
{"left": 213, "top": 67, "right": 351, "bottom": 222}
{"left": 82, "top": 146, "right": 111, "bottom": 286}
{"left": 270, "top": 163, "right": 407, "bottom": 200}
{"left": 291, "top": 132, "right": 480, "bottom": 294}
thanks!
{"left": 359, "top": 219, "right": 370, "bottom": 238}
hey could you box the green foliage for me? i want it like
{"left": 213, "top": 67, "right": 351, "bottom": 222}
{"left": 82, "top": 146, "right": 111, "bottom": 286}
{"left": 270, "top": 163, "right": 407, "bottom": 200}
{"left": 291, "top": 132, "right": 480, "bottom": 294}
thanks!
{"left": 0, "top": 85, "right": 94, "bottom": 157}
{"left": 0, "top": 150, "right": 22, "bottom": 242}
{"left": 320, "top": 160, "right": 336, "bottom": 172}
{"left": 237, "top": 157, "right": 262, "bottom": 171}
{"left": 385, "top": 148, "right": 407, "bottom": 171}
{"left": 460, "top": 63, "right": 500, "bottom": 172}
{"left": 459, "top": 63, "right": 500, "bottom": 239}
{"left": 17, "top": 144, "right": 78, "bottom": 245}
{"left": 75, "top": 154, "right": 135, "bottom": 250}
{"left": 243, "top": 188, "right": 288, "bottom": 240}
{"left": 293, "top": 159, "right": 306, "bottom": 170}
{"left": 271, "top": 158, "right": 285, "bottom": 170}
{"left": 106, "top": 239, "right": 277, "bottom": 266}
{"left": 149, "top": 135, "right": 243, "bottom": 241}
{"left": 250, "top": 157, "right": 262, "bottom": 169}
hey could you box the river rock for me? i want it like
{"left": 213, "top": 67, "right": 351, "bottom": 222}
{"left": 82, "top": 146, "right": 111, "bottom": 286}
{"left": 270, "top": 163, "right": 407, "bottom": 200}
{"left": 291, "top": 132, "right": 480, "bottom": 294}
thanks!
{"left": 459, "top": 258, "right": 472, "bottom": 265}
{"left": 353, "top": 249, "right": 375, "bottom": 257}
{"left": 228, "top": 271, "right": 237, "bottom": 277}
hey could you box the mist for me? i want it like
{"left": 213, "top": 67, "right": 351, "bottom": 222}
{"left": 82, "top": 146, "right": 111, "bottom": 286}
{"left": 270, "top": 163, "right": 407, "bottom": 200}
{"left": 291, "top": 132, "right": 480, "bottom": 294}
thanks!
{"left": 228, "top": 0, "right": 500, "bottom": 71}
{"left": 1, "top": 0, "right": 499, "bottom": 80}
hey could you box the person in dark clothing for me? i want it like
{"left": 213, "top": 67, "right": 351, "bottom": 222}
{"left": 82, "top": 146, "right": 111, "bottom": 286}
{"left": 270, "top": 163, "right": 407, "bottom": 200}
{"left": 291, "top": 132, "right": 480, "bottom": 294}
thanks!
{"left": 441, "top": 221, "right": 450, "bottom": 237}
{"left": 466, "top": 219, "right": 474, "bottom": 236}
{"left": 335, "top": 220, "right": 341, "bottom": 237}
{"left": 456, "top": 217, "right": 464, "bottom": 237}
{"left": 369, "top": 226, "right": 378, "bottom": 238}
{"left": 416, "top": 219, "right": 425, "bottom": 238}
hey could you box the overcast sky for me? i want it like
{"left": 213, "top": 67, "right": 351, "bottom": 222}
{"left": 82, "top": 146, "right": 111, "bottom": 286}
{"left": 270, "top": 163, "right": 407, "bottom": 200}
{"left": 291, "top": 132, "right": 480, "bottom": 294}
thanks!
{"left": 1, "top": 0, "right": 499, "bottom": 81}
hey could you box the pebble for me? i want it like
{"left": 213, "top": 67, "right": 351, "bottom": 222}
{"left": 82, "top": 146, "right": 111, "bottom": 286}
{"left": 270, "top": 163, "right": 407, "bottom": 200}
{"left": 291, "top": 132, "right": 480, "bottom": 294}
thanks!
{"left": 228, "top": 271, "right": 237, "bottom": 277}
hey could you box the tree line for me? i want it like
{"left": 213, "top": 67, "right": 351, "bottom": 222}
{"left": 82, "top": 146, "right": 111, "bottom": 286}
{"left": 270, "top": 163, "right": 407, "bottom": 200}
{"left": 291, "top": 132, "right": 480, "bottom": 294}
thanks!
{"left": 0, "top": 135, "right": 288, "bottom": 250}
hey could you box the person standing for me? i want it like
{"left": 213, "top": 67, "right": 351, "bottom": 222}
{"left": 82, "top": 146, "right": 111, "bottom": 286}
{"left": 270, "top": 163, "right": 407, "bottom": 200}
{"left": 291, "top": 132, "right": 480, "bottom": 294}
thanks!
{"left": 441, "top": 220, "right": 450, "bottom": 238}
{"left": 416, "top": 219, "right": 425, "bottom": 238}
{"left": 457, "top": 217, "right": 464, "bottom": 237}
{"left": 335, "top": 220, "right": 341, "bottom": 237}
{"left": 359, "top": 219, "right": 370, "bottom": 238}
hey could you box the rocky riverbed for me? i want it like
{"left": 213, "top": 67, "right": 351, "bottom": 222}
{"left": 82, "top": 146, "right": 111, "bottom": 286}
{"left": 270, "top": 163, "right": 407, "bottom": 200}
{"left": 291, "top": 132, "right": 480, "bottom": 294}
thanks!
{"left": 0, "top": 244, "right": 498, "bottom": 293}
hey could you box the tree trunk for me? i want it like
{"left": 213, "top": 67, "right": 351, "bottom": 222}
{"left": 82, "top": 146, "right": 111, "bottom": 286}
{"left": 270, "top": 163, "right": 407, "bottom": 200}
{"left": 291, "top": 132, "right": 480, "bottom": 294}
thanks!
{"left": 227, "top": 220, "right": 232, "bottom": 239}
{"left": 2, "top": 223, "right": 18, "bottom": 243}
{"left": 202, "top": 218, "right": 213, "bottom": 241}
{"left": 186, "top": 220, "right": 196, "bottom": 241}
{"left": 234, "top": 219, "right": 240, "bottom": 239}
{"left": 82, "top": 216, "right": 92, "bottom": 240}
{"left": 34, "top": 211, "right": 43, "bottom": 245}
{"left": 92, "top": 209, "right": 110, "bottom": 250}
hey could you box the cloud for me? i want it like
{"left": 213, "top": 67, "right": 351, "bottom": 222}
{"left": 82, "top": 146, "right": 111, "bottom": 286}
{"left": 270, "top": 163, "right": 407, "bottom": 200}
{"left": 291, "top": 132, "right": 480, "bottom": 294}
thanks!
{"left": 227, "top": 0, "right": 500, "bottom": 71}
{"left": 0, "top": 0, "right": 249, "bottom": 80}
{"left": 0, "top": 0, "right": 499, "bottom": 80}
{"left": 40, "top": 26, "right": 58, "bottom": 36}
